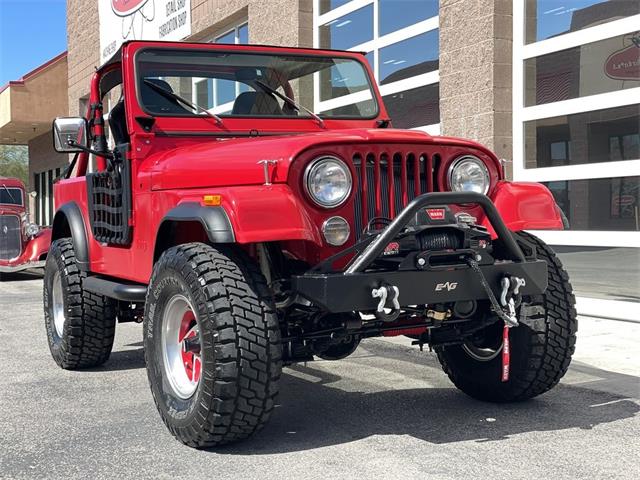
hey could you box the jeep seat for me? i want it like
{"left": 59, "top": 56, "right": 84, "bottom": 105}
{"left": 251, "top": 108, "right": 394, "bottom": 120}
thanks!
{"left": 141, "top": 78, "right": 193, "bottom": 115}
{"left": 232, "top": 91, "right": 283, "bottom": 115}
{"left": 108, "top": 97, "right": 129, "bottom": 145}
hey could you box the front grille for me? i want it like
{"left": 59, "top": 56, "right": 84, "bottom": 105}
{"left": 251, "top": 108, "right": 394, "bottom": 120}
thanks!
{"left": 0, "top": 215, "right": 22, "bottom": 260}
{"left": 352, "top": 150, "right": 438, "bottom": 238}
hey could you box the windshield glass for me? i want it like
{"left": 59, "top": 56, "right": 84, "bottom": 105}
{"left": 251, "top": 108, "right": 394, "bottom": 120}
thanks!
{"left": 0, "top": 186, "right": 24, "bottom": 206}
{"left": 135, "top": 48, "right": 378, "bottom": 119}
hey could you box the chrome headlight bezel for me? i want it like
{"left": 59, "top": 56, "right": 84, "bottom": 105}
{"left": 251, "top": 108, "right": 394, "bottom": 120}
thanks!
{"left": 25, "top": 222, "right": 40, "bottom": 237}
{"left": 304, "top": 156, "right": 353, "bottom": 208}
{"left": 447, "top": 155, "right": 491, "bottom": 195}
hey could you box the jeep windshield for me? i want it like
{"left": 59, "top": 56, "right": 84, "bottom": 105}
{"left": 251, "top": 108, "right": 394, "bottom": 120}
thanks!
{"left": 135, "top": 48, "right": 378, "bottom": 120}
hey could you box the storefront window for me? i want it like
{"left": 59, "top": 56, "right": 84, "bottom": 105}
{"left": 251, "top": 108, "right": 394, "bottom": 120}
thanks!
{"left": 319, "top": 5, "right": 374, "bottom": 50}
{"left": 524, "top": 104, "right": 640, "bottom": 168}
{"left": 525, "top": 0, "right": 639, "bottom": 44}
{"left": 379, "top": 30, "right": 439, "bottom": 85}
{"left": 383, "top": 83, "right": 440, "bottom": 128}
{"left": 378, "top": 0, "right": 438, "bottom": 36}
{"left": 524, "top": 33, "right": 640, "bottom": 106}
{"left": 544, "top": 176, "right": 640, "bottom": 231}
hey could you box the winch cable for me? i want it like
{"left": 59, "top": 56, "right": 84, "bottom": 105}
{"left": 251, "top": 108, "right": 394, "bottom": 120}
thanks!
{"left": 464, "top": 257, "right": 518, "bottom": 327}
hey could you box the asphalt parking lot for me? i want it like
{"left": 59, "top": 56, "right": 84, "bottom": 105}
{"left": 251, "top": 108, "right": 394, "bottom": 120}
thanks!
{"left": 1, "top": 272, "right": 639, "bottom": 480}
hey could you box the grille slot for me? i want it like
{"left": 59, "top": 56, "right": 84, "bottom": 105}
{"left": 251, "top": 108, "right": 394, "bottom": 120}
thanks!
{"left": 0, "top": 215, "right": 22, "bottom": 260}
{"left": 353, "top": 151, "right": 436, "bottom": 238}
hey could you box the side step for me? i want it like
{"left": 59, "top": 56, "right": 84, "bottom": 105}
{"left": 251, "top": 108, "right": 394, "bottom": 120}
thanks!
{"left": 83, "top": 276, "right": 147, "bottom": 302}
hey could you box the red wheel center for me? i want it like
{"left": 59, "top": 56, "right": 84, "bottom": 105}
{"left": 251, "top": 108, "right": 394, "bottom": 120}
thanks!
{"left": 178, "top": 312, "right": 201, "bottom": 384}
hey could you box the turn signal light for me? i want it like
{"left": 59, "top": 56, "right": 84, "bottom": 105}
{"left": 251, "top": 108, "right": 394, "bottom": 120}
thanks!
{"left": 203, "top": 194, "right": 222, "bottom": 206}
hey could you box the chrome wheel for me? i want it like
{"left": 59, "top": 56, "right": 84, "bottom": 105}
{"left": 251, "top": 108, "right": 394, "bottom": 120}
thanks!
{"left": 462, "top": 341, "right": 502, "bottom": 361}
{"left": 51, "top": 270, "right": 65, "bottom": 337}
{"left": 462, "top": 323, "right": 503, "bottom": 362}
{"left": 161, "top": 294, "right": 202, "bottom": 399}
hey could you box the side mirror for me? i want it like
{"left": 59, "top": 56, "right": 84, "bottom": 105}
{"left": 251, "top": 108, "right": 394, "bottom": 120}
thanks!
{"left": 52, "top": 117, "right": 88, "bottom": 153}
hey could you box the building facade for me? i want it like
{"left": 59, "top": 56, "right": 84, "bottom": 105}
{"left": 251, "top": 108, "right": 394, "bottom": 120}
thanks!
{"left": 0, "top": 52, "right": 69, "bottom": 225}
{"left": 60, "top": 0, "right": 639, "bottom": 309}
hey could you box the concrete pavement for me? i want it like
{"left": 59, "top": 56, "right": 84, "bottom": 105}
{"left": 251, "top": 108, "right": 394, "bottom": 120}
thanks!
{"left": 1, "top": 272, "right": 639, "bottom": 480}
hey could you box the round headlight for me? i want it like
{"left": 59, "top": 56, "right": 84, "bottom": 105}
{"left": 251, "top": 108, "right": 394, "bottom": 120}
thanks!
{"left": 304, "top": 156, "right": 352, "bottom": 208}
{"left": 448, "top": 155, "right": 490, "bottom": 194}
{"left": 25, "top": 223, "right": 40, "bottom": 237}
{"left": 322, "top": 216, "right": 350, "bottom": 246}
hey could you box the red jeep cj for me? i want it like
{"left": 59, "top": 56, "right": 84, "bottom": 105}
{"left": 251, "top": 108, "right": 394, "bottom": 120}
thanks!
{"left": 47, "top": 41, "right": 576, "bottom": 448}
{"left": 0, "top": 177, "right": 51, "bottom": 275}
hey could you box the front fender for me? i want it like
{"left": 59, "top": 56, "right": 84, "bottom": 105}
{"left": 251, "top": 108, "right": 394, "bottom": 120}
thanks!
{"left": 0, "top": 228, "right": 51, "bottom": 272}
{"left": 486, "top": 181, "right": 564, "bottom": 233}
{"left": 223, "top": 185, "right": 322, "bottom": 245}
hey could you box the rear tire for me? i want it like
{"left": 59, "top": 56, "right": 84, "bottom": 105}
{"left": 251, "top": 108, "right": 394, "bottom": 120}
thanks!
{"left": 43, "top": 238, "right": 116, "bottom": 369}
{"left": 144, "top": 243, "right": 282, "bottom": 448}
{"left": 436, "top": 232, "right": 577, "bottom": 402}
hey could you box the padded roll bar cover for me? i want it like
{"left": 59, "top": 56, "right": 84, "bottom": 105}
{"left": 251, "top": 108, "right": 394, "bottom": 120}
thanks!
{"left": 51, "top": 202, "right": 90, "bottom": 270}
{"left": 161, "top": 202, "right": 235, "bottom": 243}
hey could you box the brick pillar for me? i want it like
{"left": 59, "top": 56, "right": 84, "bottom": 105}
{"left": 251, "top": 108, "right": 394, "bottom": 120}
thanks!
{"left": 439, "top": 0, "right": 513, "bottom": 170}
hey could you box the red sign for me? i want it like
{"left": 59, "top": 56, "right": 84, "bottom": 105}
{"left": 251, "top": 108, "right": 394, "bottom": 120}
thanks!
{"left": 383, "top": 242, "right": 400, "bottom": 256}
{"left": 604, "top": 42, "right": 640, "bottom": 81}
{"left": 111, "top": 0, "right": 149, "bottom": 17}
{"left": 426, "top": 208, "right": 445, "bottom": 220}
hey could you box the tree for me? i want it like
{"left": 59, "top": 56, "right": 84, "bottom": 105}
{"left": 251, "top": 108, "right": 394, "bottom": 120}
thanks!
{"left": 0, "top": 145, "right": 29, "bottom": 184}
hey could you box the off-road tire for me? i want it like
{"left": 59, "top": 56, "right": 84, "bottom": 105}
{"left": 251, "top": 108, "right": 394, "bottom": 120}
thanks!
{"left": 436, "top": 231, "right": 577, "bottom": 402}
{"left": 43, "top": 238, "right": 117, "bottom": 369}
{"left": 144, "top": 243, "right": 282, "bottom": 448}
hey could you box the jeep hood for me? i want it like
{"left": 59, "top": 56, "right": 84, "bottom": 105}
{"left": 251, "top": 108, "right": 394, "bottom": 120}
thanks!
{"left": 149, "top": 129, "right": 493, "bottom": 191}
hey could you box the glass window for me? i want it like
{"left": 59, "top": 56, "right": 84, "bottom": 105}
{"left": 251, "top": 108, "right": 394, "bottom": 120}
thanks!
{"left": 379, "top": 30, "right": 439, "bottom": 85}
{"left": 319, "top": 0, "right": 352, "bottom": 15}
{"left": 524, "top": 104, "right": 640, "bottom": 168}
{"left": 216, "top": 29, "right": 236, "bottom": 44}
{"left": 238, "top": 23, "right": 248, "bottom": 44}
{"left": 524, "top": 33, "right": 640, "bottom": 106}
{"left": 525, "top": 0, "right": 640, "bottom": 44}
{"left": 319, "top": 5, "right": 374, "bottom": 50}
{"left": 137, "top": 48, "right": 378, "bottom": 119}
{"left": 555, "top": 246, "right": 640, "bottom": 302}
{"left": 379, "top": 0, "right": 439, "bottom": 36}
{"left": 0, "top": 186, "right": 23, "bottom": 206}
{"left": 319, "top": 58, "right": 372, "bottom": 101}
{"left": 543, "top": 176, "right": 640, "bottom": 231}
{"left": 383, "top": 83, "right": 440, "bottom": 128}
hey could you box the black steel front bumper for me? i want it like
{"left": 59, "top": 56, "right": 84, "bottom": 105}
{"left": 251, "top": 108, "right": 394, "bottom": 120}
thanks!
{"left": 292, "top": 192, "right": 548, "bottom": 313}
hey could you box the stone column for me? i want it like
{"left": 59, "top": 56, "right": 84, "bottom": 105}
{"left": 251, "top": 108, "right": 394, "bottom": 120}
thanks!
{"left": 439, "top": 0, "right": 513, "bottom": 173}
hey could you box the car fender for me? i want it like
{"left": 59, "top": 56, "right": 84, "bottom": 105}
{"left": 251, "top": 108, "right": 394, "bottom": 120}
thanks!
{"left": 485, "top": 181, "right": 564, "bottom": 233}
{"left": 51, "top": 202, "right": 90, "bottom": 270}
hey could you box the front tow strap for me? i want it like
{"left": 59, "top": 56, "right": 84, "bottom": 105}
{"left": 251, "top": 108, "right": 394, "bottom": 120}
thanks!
{"left": 465, "top": 257, "right": 525, "bottom": 382}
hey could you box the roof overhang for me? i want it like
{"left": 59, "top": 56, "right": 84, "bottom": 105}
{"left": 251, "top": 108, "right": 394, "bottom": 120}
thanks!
{"left": 0, "top": 52, "right": 68, "bottom": 145}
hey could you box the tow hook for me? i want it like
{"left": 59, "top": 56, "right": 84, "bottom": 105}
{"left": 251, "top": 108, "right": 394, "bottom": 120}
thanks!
{"left": 499, "top": 276, "right": 525, "bottom": 327}
{"left": 371, "top": 284, "right": 401, "bottom": 322}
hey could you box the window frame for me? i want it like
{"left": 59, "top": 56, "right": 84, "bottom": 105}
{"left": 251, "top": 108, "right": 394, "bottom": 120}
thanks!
{"left": 512, "top": 4, "right": 640, "bottom": 248}
{"left": 313, "top": 0, "right": 440, "bottom": 133}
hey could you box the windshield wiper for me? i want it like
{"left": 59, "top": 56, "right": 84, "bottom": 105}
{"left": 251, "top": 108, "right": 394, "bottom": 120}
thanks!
{"left": 254, "top": 80, "right": 325, "bottom": 129}
{"left": 143, "top": 79, "right": 224, "bottom": 126}
{"left": 1, "top": 184, "right": 17, "bottom": 204}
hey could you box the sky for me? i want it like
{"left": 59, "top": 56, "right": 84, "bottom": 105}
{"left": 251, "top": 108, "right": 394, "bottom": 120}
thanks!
{"left": 0, "top": 0, "right": 67, "bottom": 86}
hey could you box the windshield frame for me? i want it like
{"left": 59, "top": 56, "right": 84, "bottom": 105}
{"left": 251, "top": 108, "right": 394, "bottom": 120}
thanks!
{"left": 133, "top": 46, "right": 380, "bottom": 121}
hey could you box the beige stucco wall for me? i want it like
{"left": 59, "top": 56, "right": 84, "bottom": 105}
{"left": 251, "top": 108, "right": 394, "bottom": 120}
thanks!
{"left": 66, "top": 0, "right": 313, "bottom": 115}
{"left": 439, "top": 0, "right": 513, "bottom": 171}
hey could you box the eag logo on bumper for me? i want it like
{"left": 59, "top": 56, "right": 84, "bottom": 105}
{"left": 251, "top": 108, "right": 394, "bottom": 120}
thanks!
{"left": 435, "top": 281, "right": 458, "bottom": 292}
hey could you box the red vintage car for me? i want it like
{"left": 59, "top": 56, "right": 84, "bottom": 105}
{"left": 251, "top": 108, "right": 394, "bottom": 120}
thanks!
{"left": 46, "top": 41, "right": 577, "bottom": 448}
{"left": 0, "top": 177, "right": 51, "bottom": 275}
